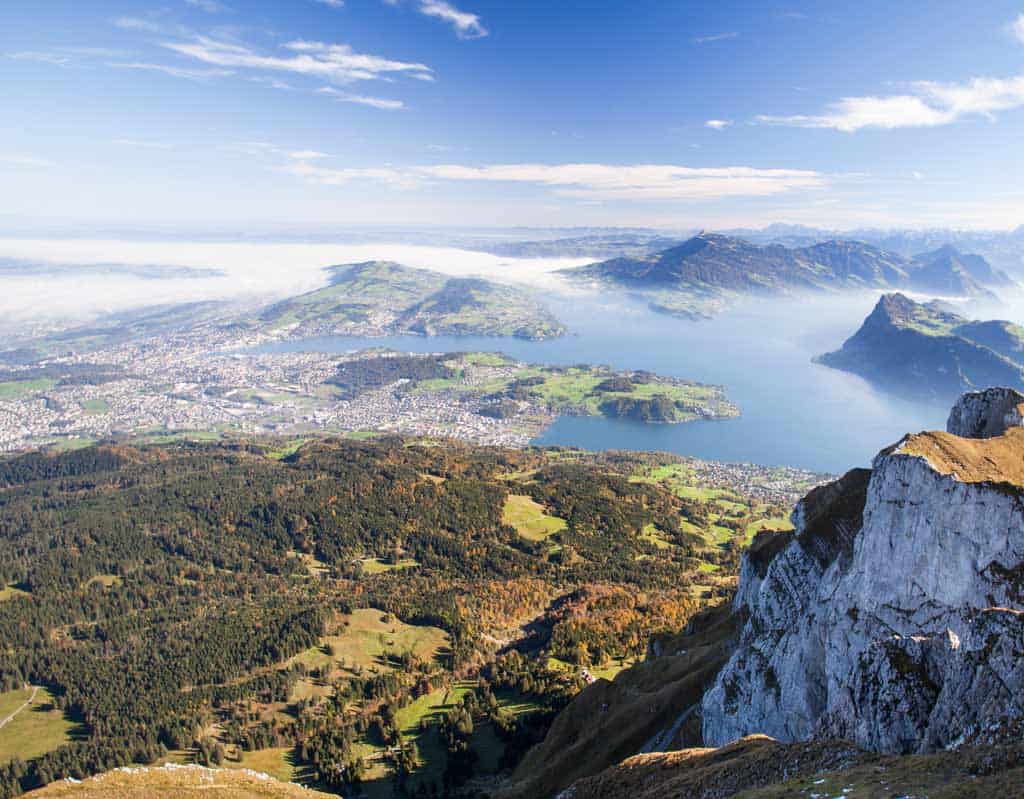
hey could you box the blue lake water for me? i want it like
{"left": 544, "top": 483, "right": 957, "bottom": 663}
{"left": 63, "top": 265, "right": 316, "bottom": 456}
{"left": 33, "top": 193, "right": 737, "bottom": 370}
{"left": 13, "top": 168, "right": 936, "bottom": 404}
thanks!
{"left": 254, "top": 292, "right": 950, "bottom": 473}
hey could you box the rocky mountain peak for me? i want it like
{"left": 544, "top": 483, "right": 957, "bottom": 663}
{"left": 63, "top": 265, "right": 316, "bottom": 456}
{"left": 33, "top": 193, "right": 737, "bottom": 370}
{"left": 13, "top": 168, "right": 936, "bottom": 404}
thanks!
{"left": 702, "top": 389, "right": 1024, "bottom": 753}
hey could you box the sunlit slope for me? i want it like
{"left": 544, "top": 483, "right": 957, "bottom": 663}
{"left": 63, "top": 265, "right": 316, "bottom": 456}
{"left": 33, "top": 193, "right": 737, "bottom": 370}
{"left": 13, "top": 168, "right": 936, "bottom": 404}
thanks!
{"left": 24, "top": 764, "right": 333, "bottom": 798}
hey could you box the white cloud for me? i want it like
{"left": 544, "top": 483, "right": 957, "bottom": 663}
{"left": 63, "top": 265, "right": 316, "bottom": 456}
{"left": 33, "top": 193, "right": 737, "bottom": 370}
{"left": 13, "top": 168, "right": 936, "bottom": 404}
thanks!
{"left": 0, "top": 153, "right": 53, "bottom": 168}
{"left": 281, "top": 159, "right": 825, "bottom": 200}
{"left": 287, "top": 150, "right": 330, "bottom": 159}
{"left": 693, "top": 32, "right": 738, "bottom": 44}
{"left": 112, "top": 16, "right": 166, "bottom": 33}
{"left": 109, "top": 61, "right": 233, "bottom": 80}
{"left": 6, "top": 51, "right": 72, "bottom": 66}
{"left": 757, "top": 75, "right": 1024, "bottom": 131}
{"left": 339, "top": 93, "right": 405, "bottom": 109}
{"left": 414, "top": 163, "right": 825, "bottom": 200}
{"left": 113, "top": 138, "right": 175, "bottom": 149}
{"left": 316, "top": 86, "right": 405, "bottom": 109}
{"left": 705, "top": 119, "right": 732, "bottom": 130}
{"left": 185, "top": 0, "right": 228, "bottom": 12}
{"left": 283, "top": 159, "right": 418, "bottom": 189}
{"left": 162, "top": 36, "right": 433, "bottom": 84}
{"left": 312, "top": 0, "right": 345, "bottom": 6}
{"left": 417, "top": 1, "right": 487, "bottom": 38}
{"left": 1012, "top": 13, "right": 1024, "bottom": 44}
{"left": 247, "top": 75, "right": 295, "bottom": 90}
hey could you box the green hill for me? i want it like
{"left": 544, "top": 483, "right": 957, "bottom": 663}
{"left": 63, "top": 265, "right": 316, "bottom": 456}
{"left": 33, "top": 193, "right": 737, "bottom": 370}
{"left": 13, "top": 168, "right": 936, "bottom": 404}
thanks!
{"left": 258, "top": 261, "right": 566, "bottom": 340}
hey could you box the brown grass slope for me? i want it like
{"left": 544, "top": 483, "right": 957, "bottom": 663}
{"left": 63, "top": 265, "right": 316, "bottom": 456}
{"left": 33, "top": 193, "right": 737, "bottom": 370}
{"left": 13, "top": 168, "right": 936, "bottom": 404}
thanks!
{"left": 24, "top": 764, "right": 334, "bottom": 799}
{"left": 496, "top": 603, "right": 737, "bottom": 799}
{"left": 561, "top": 736, "right": 1024, "bottom": 799}
{"left": 897, "top": 425, "right": 1024, "bottom": 490}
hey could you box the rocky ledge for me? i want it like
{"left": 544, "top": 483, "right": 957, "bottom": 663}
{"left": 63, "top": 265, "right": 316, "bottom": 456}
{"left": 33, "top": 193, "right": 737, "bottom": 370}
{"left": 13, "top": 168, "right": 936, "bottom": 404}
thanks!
{"left": 702, "top": 387, "right": 1024, "bottom": 754}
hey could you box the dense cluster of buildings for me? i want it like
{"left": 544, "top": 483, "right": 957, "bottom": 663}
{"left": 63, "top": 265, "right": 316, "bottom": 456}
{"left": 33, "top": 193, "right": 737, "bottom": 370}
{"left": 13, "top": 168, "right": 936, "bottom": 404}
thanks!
{"left": 0, "top": 326, "right": 546, "bottom": 452}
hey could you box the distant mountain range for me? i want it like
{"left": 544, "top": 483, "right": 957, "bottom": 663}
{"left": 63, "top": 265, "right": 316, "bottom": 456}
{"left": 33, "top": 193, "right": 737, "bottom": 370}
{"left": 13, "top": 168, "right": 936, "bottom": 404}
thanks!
{"left": 560, "top": 233, "right": 1014, "bottom": 318}
{"left": 479, "top": 223, "right": 1024, "bottom": 274}
{"left": 816, "top": 292, "right": 1024, "bottom": 399}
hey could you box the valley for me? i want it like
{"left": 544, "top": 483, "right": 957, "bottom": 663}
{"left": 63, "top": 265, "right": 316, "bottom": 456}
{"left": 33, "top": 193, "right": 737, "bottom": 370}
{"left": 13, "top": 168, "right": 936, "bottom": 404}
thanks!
{"left": 0, "top": 437, "right": 813, "bottom": 798}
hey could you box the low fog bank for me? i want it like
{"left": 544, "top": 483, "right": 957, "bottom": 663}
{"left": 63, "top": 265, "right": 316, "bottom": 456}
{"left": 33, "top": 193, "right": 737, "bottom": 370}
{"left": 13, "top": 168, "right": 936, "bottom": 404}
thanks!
{"left": 0, "top": 238, "right": 592, "bottom": 325}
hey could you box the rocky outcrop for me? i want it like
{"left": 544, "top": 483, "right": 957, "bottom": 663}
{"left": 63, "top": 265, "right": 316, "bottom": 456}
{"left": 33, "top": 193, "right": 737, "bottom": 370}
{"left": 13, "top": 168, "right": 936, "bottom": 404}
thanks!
{"left": 946, "top": 386, "right": 1024, "bottom": 438}
{"left": 702, "top": 390, "right": 1024, "bottom": 754}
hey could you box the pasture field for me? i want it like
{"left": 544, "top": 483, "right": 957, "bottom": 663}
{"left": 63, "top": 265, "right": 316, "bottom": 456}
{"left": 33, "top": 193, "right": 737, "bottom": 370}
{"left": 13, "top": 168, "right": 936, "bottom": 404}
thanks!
{"left": 0, "top": 686, "right": 78, "bottom": 764}
{"left": 287, "top": 609, "right": 449, "bottom": 679}
{"left": 359, "top": 557, "right": 419, "bottom": 575}
{"left": 502, "top": 494, "right": 567, "bottom": 541}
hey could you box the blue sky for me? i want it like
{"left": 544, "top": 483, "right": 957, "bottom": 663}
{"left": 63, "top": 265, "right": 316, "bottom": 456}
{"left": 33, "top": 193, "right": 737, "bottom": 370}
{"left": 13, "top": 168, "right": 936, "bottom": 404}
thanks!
{"left": 3, "top": 0, "right": 1024, "bottom": 230}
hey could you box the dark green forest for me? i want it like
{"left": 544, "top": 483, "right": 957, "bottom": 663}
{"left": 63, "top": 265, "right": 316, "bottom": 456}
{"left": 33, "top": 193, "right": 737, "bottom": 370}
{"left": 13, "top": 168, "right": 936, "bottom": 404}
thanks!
{"left": 0, "top": 437, "right": 785, "bottom": 797}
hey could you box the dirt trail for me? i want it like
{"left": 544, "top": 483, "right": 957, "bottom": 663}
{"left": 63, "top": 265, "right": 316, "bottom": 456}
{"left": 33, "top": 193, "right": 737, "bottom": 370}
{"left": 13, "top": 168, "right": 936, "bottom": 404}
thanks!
{"left": 0, "top": 685, "right": 39, "bottom": 730}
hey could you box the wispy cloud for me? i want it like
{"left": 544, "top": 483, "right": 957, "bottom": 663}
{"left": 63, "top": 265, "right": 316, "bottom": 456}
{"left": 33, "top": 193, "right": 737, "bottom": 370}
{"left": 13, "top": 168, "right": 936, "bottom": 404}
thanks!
{"left": 162, "top": 36, "right": 433, "bottom": 84}
{"left": 109, "top": 61, "right": 234, "bottom": 80}
{"left": 7, "top": 47, "right": 133, "bottom": 67}
{"left": 113, "top": 16, "right": 167, "bottom": 33}
{"left": 185, "top": 0, "right": 229, "bottom": 12}
{"left": 281, "top": 159, "right": 825, "bottom": 200}
{"left": 283, "top": 158, "right": 417, "bottom": 189}
{"left": 339, "top": 93, "right": 405, "bottom": 109}
{"left": 705, "top": 119, "right": 732, "bottom": 130}
{"left": 1013, "top": 13, "right": 1024, "bottom": 44}
{"left": 6, "top": 51, "right": 72, "bottom": 66}
{"left": 113, "top": 138, "right": 175, "bottom": 149}
{"left": 312, "top": 0, "right": 345, "bottom": 6}
{"left": 757, "top": 75, "right": 1024, "bottom": 131}
{"left": 317, "top": 86, "right": 405, "bottom": 109}
{"left": 693, "top": 32, "right": 738, "bottom": 44}
{"left": 0, "top": 153, "right": 53, "bottom": 168}
{"left": 247, "top": 75, "right": 295, "bottom": 90}
{"left": 414, "top": 163, "right": 825, "bottom": 200}
{"left": 417, "top": 1, "right": 487, "bottom": 39}
{"left": 288, "top": 150, "right": 330, "bottom": 159}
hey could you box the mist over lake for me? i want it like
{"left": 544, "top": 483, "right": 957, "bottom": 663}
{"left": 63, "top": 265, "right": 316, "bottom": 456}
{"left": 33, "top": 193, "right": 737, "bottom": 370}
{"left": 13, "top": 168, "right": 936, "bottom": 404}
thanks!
{"left": 257, "top": 291, "right": 952, "bottom": 473}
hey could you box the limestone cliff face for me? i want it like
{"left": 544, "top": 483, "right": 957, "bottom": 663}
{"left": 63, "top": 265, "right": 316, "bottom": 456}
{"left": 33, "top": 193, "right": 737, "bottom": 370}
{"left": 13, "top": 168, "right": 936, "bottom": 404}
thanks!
{"left": 702, "top": 388, "right": 1024, "bottom": 753}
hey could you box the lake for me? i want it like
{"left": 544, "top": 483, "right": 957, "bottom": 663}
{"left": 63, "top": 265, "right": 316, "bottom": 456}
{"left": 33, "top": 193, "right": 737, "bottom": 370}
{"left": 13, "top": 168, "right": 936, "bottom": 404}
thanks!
{"left": 255, "top": 291, "right": 950, "bottom": 473}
